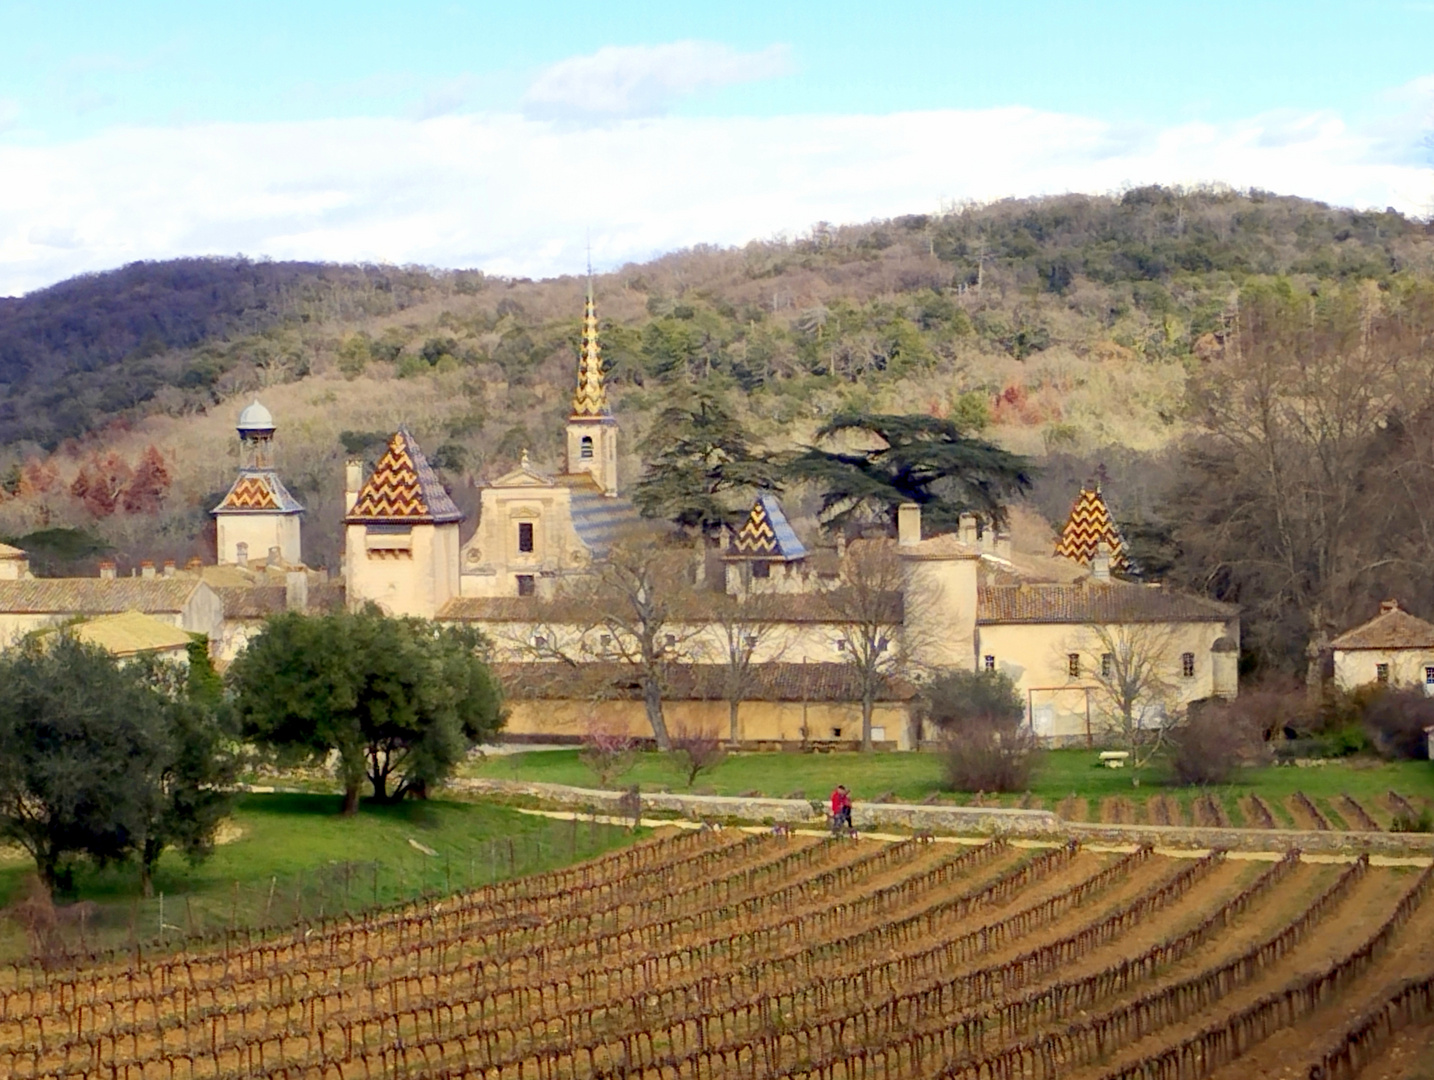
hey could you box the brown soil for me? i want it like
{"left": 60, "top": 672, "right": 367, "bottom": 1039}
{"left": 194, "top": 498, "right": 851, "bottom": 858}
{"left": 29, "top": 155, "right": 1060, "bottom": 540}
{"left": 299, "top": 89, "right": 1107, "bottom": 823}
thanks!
{"left": 1285, "top": 792, "right": 1329, "bottom": 830}
{"left": 1238, "top": 795, "right": 1276, "bottom": 829}
{"left": 1099, "top": 796, "right": 1137, "bottom": 824}
{"left": 1338, "top": 794, "right": 1383, "bottom": 832}
{"left": 1056, "top": 795, "right": 1089, "bottom": 821}
{"left": 1144, "top": 794, "right": 1181, "bottom": 826}
{"left": 1192, "top": 793, "right": 1230, "bottom": 827}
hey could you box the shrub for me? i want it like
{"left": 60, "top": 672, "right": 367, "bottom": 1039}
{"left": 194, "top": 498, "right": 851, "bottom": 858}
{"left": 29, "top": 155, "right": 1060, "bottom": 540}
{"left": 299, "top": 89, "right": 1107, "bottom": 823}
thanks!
{"left": 1170, "top": 703, "right": 1262, "bottom": 785}
{"left": 924, "top": 669, "right": 1033, "bottom": 793}
{"left": 579, "top": 724, "right": 637, "bottom": 788}
{"left": 1360, "top": 688, "right": 1434, "bottom": 760}
{"left": 669, "top": 726, "right": 727, "bottom": 789}
{"left": 1391, "top": 809, "right": 1434, "bottom": 833}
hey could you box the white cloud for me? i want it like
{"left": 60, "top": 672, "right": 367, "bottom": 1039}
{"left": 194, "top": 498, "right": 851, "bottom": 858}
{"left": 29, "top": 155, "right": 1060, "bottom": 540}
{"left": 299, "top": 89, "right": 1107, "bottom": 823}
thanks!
{"left": 522, "top": 41, "right": 792, "bottom": 118}
{"left": 0, "top": 104, "right": 1429, "bottom": 296}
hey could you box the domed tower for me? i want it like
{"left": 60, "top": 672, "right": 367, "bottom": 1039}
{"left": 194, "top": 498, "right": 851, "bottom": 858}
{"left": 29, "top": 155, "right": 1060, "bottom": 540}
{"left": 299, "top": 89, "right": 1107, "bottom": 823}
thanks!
{"left": 211, "top": 399, "right": 304, "bottom": 566}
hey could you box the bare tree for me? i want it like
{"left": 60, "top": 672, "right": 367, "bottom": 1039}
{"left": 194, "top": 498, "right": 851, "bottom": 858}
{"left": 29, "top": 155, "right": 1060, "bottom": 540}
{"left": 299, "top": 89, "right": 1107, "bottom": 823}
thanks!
{"left": 1069, "top": 623, "right": 1178, "bottom": 771}
{"left": 824, "top": 542, "right": 909, "bottom": 751}
{"left": 669, "top": 724, "right": 727, "bottom": 788}
{"left": 579, "top": 720, "right": 637, "bottom": 788}
{"left": 710, "top": 594, "right": 789, "bottom": 745}
{"left": 566, "top": 529, "right": 706, "bottom": 751}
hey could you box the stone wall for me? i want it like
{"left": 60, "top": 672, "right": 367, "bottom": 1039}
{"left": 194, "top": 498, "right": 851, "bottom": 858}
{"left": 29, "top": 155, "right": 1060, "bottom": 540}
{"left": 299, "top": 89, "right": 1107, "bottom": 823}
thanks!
{"left": 447, "top": 777, "right": 1434, "bottom": 857}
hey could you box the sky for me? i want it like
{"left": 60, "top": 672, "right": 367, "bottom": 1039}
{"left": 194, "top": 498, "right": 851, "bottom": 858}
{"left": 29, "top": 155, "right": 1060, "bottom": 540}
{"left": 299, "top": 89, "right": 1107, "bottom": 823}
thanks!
{"left": 0, "top": 1, "right": 1431, "bottom": 296}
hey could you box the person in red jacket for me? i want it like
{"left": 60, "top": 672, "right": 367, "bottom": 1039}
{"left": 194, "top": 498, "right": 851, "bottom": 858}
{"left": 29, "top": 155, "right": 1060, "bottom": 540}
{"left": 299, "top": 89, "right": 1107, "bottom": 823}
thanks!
{"left": 830, "top": 785, "right": 853, "bottom": 830}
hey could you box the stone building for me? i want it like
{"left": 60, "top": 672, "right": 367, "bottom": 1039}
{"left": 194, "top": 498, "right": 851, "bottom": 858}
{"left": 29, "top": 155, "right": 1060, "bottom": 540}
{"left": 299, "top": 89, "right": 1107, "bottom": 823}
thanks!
{"left": 211, "top": 400, "right": 304, "bottom": 567}
{"left": 1331, "top": 600, "right": 1434, "bottom": 692}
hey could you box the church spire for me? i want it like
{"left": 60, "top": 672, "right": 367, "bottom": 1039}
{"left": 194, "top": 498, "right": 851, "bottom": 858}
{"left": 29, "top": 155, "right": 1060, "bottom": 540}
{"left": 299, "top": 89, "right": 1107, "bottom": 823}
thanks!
{"left": 571, "top": 282, "right": 609, "bottom": 418}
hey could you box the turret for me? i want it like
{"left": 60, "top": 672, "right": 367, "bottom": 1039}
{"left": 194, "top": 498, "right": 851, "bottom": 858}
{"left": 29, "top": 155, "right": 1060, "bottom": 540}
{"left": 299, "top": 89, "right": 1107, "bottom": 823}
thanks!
{"left": 212, "top": 399, "right": 304, "bottom": 566}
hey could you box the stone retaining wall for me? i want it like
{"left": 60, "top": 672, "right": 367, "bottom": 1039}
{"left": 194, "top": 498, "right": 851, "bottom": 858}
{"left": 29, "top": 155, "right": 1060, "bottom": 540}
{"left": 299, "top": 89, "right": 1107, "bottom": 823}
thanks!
{"left": 447, "top": 777, "right": 1434, "bottom": 856}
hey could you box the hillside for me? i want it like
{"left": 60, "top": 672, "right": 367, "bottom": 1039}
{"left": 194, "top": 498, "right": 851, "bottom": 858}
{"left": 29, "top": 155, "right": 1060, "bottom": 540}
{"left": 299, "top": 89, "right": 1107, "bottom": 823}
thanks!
{"left": 1, "top": 185, "right": 1431, "bottom": 586}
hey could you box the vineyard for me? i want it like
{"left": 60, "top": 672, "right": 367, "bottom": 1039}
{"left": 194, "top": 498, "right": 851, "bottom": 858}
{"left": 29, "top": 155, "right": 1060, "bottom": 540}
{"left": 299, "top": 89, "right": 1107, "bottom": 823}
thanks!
{"left": 3, "top": 829, "right": 1434, "bottom": 1079}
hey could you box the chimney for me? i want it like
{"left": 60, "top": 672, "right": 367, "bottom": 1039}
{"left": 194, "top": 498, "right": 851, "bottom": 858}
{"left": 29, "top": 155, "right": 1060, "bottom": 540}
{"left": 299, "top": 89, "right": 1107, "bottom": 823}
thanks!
{"left": 162, "top": 559, "right": 176, "bottom": 578}
{"left": 1092, "top": 542, "right": 1112, "bottom": 583}
{"left": 186, "top": 557, "right": 203, "bottom": 570}
{"left": 345, "top": 460, "right": 363, "bottom": 513}
{"left": 835, "top": 531, "right": 847, "bottom": 558}
{"left": 236, "top": 542, "right": 249, "bottom": 568}
{"left": 99, "top": 561, "right": 116, "bottom": 580}
{"left": 897, "top": 503, "right": 922, "bottom": 548}
{"left": 140, "top": 560, "right": 156, "bottom": 580}
{"left": 958, "top": 513, "right": 978, "bottom": 547}
{"left": 1381, "top": 599, "right": 1401, "bottom": 614}
{"left": 995, "top": 532, "right": 1013, "bottom": 561}
{"left": 267, "top": 546, "right": 282, "bottom": 570}
{"left": 285, "top": 570, "right": 309, "bottom": 614}
{"left": 979, "top": 523, "right": 993, "bottom": 552}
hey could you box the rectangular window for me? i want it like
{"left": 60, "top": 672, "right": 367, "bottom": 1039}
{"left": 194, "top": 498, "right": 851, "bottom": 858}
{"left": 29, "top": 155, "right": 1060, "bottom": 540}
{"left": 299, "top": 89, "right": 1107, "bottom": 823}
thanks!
{"left": 1426, "top": 667, "right": 1434, "bottom": 686}
{"left": 516, "top": 574, "right": 535, "bottom": 597}
{"left": 752, "top": 561, "right": 771, "bottom": 578}
{"left": 1376, "top": 663, "right": 1390, "bottom": 683}
{"left": 517, "top": 522, "right": 534, "bottom": 553}
{"left": 1068, "top": 653, "right": 1081, "bottom": 677}
{"left": 664, "top": 634, "right": 677, "bottom": 648}
{"left": 984, "top": 655, "right": 995, "bottom": 672}
{"left": 600, "top": 634, "right": 612, "bottom": 648}
{"left": 745, "top": 635, "right": 759, "bottom": 649}
{"left": 836, "top": 639, "right": 847, "bottom": 653}
{"left": 533, "top": 634, "right": 548, "bottom": 650}
{"left": 1101, "top": 653, "right": 1113, "bottom": 678}
{"left": 1181, "top": 652, "right": 1196, "bottom": 678}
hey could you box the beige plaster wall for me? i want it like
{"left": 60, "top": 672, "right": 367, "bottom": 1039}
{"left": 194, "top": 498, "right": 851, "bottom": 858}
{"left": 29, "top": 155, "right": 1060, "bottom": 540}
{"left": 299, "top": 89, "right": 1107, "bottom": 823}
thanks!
{"left": 476, "top": 618, "right": 856, "bottom": 665}
{"left": 902, "top": 555, "right": 978, "bottom": 670}
{"left": 216, "top": 513, "right": 301, "bottom": 567}
{"left": 347, "top": 522, "right": 460, "bottom": 618}
{"left": 503, "top": 697, "right": 912, "bottom": 745}
{"left": 977, "top": 619, "right": 1235, "bottom": 741}
{"left": 1334, "top": 648, "right": 1434, "bottom": 692}
{"left": 461, "top": 484, "right": 596, "bottom": 599}
{"left": 565, "top": 418, "right": 618, "bottom": 496}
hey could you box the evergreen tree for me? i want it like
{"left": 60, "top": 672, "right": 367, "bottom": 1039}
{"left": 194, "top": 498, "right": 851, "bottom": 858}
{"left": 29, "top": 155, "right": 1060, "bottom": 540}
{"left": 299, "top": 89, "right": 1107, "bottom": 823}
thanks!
{"left": 785, "top": 410, "right": 1034, "bottom": 534}
{"left": 632, "top": 386, "right": 779, "bottom": 536}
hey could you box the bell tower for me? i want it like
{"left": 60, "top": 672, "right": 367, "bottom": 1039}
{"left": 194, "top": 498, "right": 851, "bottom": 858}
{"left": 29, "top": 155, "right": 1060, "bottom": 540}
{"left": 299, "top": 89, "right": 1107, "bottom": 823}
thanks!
{"left": 212, "top": 399, "right": 304, "bottom": 566}
{"left": 565, "top": 284, "right": 619, "bottom": 495}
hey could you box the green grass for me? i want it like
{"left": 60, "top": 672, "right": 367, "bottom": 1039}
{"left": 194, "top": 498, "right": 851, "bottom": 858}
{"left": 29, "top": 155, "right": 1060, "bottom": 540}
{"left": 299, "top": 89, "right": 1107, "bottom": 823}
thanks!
{"left": 0, "top": 792, "right": 640, "bottom": 961}
{"left": 465, "top": 747, "right": 1434, "bottom": 824}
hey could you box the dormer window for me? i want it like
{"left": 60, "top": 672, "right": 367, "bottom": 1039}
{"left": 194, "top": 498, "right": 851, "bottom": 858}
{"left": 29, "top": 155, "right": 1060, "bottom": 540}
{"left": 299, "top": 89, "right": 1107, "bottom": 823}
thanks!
{"left": 580, "top": 435, "right": 594, "bottom": 460}
{"left": 518, "top": 522, "right": 534, "bottom": 553}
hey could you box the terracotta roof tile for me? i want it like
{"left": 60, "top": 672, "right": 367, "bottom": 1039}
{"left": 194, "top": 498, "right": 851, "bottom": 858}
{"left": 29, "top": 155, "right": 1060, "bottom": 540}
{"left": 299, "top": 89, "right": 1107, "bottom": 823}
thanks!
{"left": 214, "top": 583, "right": 346, "bottom": 619}
{"left": 0, "top": 578, "right": 202, "bottom": 615}
{"left": 1331, "top": 603, "right": 1434, "bottom": 651}
{"left": 438, "top": 591, "right": 880, "bottom": 624}
{"left": 978, "top": 581, "right": 1236, "bottom": 624}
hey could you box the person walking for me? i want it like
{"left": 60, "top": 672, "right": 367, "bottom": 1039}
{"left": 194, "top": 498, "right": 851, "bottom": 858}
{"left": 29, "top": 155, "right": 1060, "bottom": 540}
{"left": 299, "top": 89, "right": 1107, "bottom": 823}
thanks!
{"left": 830, "top": 785, "right": 853, "bottom": 831}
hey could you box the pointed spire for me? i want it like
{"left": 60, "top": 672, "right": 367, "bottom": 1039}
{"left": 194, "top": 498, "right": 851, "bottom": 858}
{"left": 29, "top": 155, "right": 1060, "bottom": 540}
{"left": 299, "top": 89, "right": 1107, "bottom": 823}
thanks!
{"left": 1054, "top": 483, "right": 1128, "bottom": 572}
{"left": 571, "top": 283, "right": 609, "bottom": 418}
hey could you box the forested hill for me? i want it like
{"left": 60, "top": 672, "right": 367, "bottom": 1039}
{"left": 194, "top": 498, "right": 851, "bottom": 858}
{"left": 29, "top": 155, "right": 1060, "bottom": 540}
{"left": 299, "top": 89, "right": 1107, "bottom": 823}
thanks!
{"left": 1, "top": 186, "right": 1428, "bottom": 455}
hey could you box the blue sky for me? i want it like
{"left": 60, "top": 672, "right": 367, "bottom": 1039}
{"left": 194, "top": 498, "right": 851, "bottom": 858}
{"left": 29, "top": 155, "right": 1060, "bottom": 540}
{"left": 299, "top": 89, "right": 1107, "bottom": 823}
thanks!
{"left": 0, "top": 1, "right": 1430, "bottom": 294}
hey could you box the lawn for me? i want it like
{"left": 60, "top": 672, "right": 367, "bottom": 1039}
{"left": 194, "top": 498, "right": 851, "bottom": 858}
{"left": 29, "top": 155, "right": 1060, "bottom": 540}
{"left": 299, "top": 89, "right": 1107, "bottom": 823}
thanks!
{"left": 463, "top": 747, "right": 1434, "bottom": 828}
{"left": 0, "top": 791, "right": 639, "bottom": 960}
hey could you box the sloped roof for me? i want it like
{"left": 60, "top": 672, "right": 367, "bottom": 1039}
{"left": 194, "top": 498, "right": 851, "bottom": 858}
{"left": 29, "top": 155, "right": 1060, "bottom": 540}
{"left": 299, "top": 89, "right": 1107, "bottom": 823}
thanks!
{"left": 0, "top": 578, "right": 202, "bottom": 615}
{"left": 978, "top": 581, "right": 1236, "bottom": 625}
{"left": 345, "top": 429, "right": 463, "bottom": 525}
{"left": 212, "top": 470, "right": 304, "bottom": 515}
{"left": 0, "top": 542, "right": 26, "bottom": 560}
{"left": 1331, "top": 602, "right": 1434, "bottom": 651}
{"left": 63, "top": 611, "right": 194, "bottom": 656}
{"left": 730, "top": 495, "right": 808, "bottom": 561}
{"left": 569, "top": 490, "right": 642, "bottom": 556}
{"left": 213, "top": 583, "right": 347, "bottom": 619}
{"left": 437, "top": 591, "right": 865, "bottom": 624}
{"left": 496, "top": 662, "right": 915, "bottom": 703}
{"left": 1054, "top": 485, "right": 1128, "bottom": 571}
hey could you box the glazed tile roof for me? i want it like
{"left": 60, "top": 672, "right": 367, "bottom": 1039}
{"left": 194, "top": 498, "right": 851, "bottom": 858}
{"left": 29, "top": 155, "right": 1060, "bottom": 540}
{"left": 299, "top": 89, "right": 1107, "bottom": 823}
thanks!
{"left": 569, "top": 490, "right": 642, "bottom": 556}
{"left": 1331, "top": 602, "right": 1434, "bottom": 651}
{"left": 345, "top": 429, "right": 463, "bottom": 525}
{"left": 212, "top": 470, "right": 304, "bottom": 515}
{"left": 1054, "top": 485, "right": 1127, "bottom": 571}
{"left": 730, "top": 495, "right": 808, "bottom": 561}
{"left": 978, "top": 581, "right": 1236, "bottom": 624}
{"left": 570, "top": 291, "right": 609, "bottom": 418}
{"left": 495, "top": 662, "right": 915, "bottom": 703}
{"left": 0, "top": 578, "right": 203, "bottom": 615}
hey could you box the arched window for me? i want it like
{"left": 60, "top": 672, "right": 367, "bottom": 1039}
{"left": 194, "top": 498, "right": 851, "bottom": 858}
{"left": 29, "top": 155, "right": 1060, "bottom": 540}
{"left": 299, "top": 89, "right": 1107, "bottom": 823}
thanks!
{"left": 580, "top": 435, "right": 594, "bottom": 460}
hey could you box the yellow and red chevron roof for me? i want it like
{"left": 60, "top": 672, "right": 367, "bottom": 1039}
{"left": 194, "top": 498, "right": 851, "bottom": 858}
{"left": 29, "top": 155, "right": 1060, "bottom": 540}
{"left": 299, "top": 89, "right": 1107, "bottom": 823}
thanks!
{"left": 1054, "top": 484, "right": 1127, "bottom": 571}
{"left": 212, "top": 471, "right": 303, "bottom": 515}
{"left": 345, "top": 429, "right": 463, "bottom": 525}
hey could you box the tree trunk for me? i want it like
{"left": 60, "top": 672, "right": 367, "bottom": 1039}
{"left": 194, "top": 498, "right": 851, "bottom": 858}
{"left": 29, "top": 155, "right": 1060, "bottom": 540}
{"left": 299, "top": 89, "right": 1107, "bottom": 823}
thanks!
{"left": 728, "top": 700, "right": 741, "bottom": 746}
{"left": 341, "top": 782, "right": 361, "bottom": 816}
{"left": 861, "top": 689, "right": 875, "bottom": 752}
{"left": 642, "top": 675, "right": 672, "bottom": 751}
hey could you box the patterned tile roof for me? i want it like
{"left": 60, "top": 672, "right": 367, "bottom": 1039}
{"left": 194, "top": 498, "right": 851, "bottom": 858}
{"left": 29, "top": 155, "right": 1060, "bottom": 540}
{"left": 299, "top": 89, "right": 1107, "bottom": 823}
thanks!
{"left": 978, "top": 581, "right": 1236, "bottom": 624}
{"left": 1331, "top": 602, "right": 1434, "bottom": 651}
{"left": 569, "top": 490, "right": 642, "bottom": 556}
{"left": 1054, "top": 485, "right": 1127, "bottom": 571}
{"left": 212, "top": 470, "right": 304, "bottom": 515}
{"left": 345, "top": 429, "right": 463, "bottom": 525}
{"left": 730, "top": 495, "right": 808, "bottom": 561}
{"left": 0, "top": 578, "right": 203, "bottom": 615}
{"left": 571, "top": 291, "right": 609, "bottom": 418}
{"left": 495, "top": 662, "right": 915, "bottom": 703}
